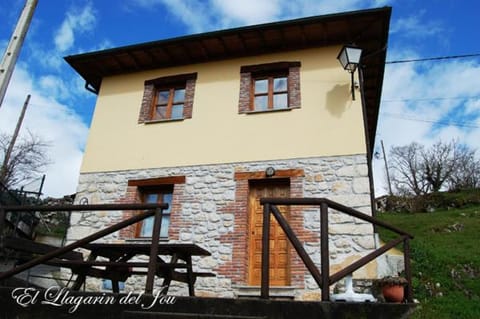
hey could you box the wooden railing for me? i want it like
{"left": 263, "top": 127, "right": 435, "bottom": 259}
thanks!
{"left": 259, "top": 198, "right": 414, "bottom": 302}
{"left": 0, "top": 203, "right": 167, "bottom": 293}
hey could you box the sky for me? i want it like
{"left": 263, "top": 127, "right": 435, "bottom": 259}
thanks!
{"left": 0, "top": 0, "right": 479, "bottom": 198}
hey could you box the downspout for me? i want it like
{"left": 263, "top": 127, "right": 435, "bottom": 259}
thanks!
{"left": 358, "top": 66, "right": 377, "bottom": 232}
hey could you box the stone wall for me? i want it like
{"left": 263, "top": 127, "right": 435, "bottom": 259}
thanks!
{"left": 67, "top": 154, "right": 375, "bottom": 299}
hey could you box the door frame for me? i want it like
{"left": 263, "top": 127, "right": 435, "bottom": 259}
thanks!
{"left": 247, "top": 178, "right": 291, "bottom": 286}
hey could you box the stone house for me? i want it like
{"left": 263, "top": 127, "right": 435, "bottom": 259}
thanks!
{"left": 65, "top": 7, "right": 391, "bottom": 299}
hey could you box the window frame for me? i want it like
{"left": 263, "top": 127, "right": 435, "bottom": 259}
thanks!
{"left": 238, "top": 61, "right": 301, "bottom": 114}
{"left": 138, "top": 73, "right": 197, "bottom": 124}
{"left": 136, "top": 185, "right": 173, "bottom": 239}
{"left": 151, "top": 85, "right": 186, "bottom": 121}
{"left": 251, "top": 72, "right": 289, "bottom": 111}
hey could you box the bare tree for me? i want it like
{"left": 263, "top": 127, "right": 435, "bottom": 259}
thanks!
{"left": 0, "top": 131, "right": 50, "bottom": 189}
{"left": 447, "top": 143, "right": 480, "bottom": 191}
{"left": 389, "top": 140, "right": 480, "bottom": 195}
{"left": 422, "top": 141, "right": 456, "bottom": 192}
{"left": 389, "top": 142, "right": 428, "bottom": 195}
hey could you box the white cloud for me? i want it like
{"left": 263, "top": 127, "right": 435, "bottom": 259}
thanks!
{"left": 373, "top": 58, "right": 480, "bottom": 196}
{"left": 55, "top": 22, "right": 74, "bottom": 52}
{"left": 157, "top": 0, "right": 215, "bottom": 33}
{"left": 39, "top": 75, "right": 71, "bottom": 100}
{"left": 390, "top": 11, "right": 444, "bottom": 39}
{"left": 54, "top": 3, "right": 96, "bottom": 52}
{"left": 132, "top": 0, "right": 390, "bottom": 33}
{"left": 0, "top": 65, "right": 89, "bottom": 197}
{"left": 212, "top": 0, "right": 282, "bottom": 26}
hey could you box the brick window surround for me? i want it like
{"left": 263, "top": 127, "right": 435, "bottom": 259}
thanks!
{"left": 118, "top": 176, "right": 186, "bottom": 239}
{"left": 138, "top": 73, "right": 197, "bottom": 123}
{"left": 238, "top": 61, "right": 301, "bottom": 113}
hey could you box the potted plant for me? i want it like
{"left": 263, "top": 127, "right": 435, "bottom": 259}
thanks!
{"left": 378, "top": 276, "right": 408, "bottom": 303}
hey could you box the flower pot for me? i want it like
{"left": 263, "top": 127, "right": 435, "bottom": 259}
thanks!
{"left": 382, "top": 284, "right": 404, "bottom": 303}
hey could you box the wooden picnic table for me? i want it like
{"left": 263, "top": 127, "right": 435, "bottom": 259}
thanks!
{"left": 48, "top": 242, "right": 213, "bottom": 295}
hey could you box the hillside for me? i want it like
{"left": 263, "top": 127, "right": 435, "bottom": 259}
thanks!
{"left": 377, "top": 204, "right": 480, "bottom": 318}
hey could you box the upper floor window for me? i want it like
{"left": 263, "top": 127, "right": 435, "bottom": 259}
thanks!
{"left": 253, "top": 74, "right": 288, "bottom": 111}
{"left": 138, "top": 73, "right": 197, "bottom": 123}
{"left": 239, "top": 62, "right": 301, "bottom": 113}
{"left": 154, "top": 86, "right": 186, "bottom": 120}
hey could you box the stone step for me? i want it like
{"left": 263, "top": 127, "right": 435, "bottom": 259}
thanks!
{"left": 122, "top": 311, "right": 266, "bottom": 319}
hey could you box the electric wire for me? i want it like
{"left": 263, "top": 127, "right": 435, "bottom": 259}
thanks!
{"left": 382, "top": 96, "right": 480, "bottom": 103}
{"left": 385, "top": 53, "right": 480, "bottom": 64}
{"left": 380, "top": 112, "right": 480, "bottom": 129}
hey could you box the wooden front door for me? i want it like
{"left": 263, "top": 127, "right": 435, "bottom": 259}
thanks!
{"left": 248, "top": 179, "right": 290, "bottom": 286}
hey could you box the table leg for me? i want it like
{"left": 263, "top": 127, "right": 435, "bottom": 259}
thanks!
{"left": 160, "top": 255, "right": 177, "bottom": 294}
{"left": 71, "top": 273, "right": 86, "bottom": 291}
{"left": 72, "top": 252, "right": 97, "bottom": 290}
{"left": 186, "top": 255, "right": 195, "bottom": 297}
{"left": 112, "top": 280, "right": 119, "bottom": 293}
{"left": 108, "top": 253, "right": 134, "bottom": 293}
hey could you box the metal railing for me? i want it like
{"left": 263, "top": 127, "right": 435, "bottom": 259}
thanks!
{"left": 259, "top": 198, "right": 414, "bottom": 302}
{"left": 0, "top": 181, "right": 42, "bottom": 239}
{"left": 0, "top": 203, "right": 167, "bottom": 294}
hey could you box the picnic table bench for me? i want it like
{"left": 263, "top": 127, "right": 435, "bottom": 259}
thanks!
{"left": 52, "top": 242, "right": 214, "bottom": 295}
{"left": 4, "top": 237, "right": 215, "bottom": 295}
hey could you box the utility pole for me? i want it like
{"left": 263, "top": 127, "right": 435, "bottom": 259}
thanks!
{"left": 0, "top": 94, "right": 31, "bottom": 184}
{"left": 381, "top": 140, "right": 393, "bottom": 196}
{"left": 0, "top": 0, "right": 38, "bottom": 109}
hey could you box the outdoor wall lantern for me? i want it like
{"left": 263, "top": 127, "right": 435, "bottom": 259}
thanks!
{"left": 265, "top": 167, "right": 276, "bottom": 178}
{"left": 337, "top": 45, "right": 362, "bottom": 100}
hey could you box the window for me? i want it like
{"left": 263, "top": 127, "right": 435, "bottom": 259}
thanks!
{"left": 253, "top": 74, "right": 288, "bottom": 111}
{"left": 153, "top": 86, "right": 186, "bottom": 120}
{"left": 239, "top": 62, "right": 301, "bottom": 113}
{"left": 138, "top": 73, "right": 197, "bottom": 123}
{"left": 137, "top": 186, "right": 173, "bottom": 238}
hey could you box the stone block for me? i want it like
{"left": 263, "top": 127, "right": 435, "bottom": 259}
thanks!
{"left": 68, "top": 226, "right": 94, "bottom": 240}
{"left": 332, "top": 181, "right": 348, "bottom": 194}
{"left": 329, "top": 224, "right": 373, "bottom": 235}
{"left": 353, "top": 177, "right": 370, "bottom": 194}
{"left": 179, "top": 233, "right": 192, "bottom": 241}
{"left": 202, "top": 201, "right": 216, "bottom": 213}
{"left": 353, "top": 236, "right": 375, "bottom": 249}
{"left": 336, "top": 165, "right": 355, "bottom": 177}
{"left": 198, "top": 256, "right": 217, "bottom": 269}
{"left": 70, "top": 212, "right": 82, "bottom": 224}
{"left": 208, "top": 212, "right": 220, "bottom": 222}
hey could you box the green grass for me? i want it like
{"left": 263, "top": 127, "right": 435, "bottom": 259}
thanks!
{"left": 377, "top": 206, "right": 480, "bottom": 318}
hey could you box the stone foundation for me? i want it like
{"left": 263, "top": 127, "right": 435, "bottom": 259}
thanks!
{"left": 67, "top": 154, "right": 376, "bottom": 299}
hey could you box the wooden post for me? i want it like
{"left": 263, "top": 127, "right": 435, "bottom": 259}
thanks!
{"left": 381, "top": 140, "right": 393, "bottom": 196}
{"left": 0, "top": 0, "right": 38, "bottom": 108}
{"left": 0, "top": 208, "right": 5, "bottom": 250}
{"left": 404, "top": 238, "right": 413, "bottom": 302}
{"left": 260, "top": 203, "right": 270, "bottom": 299}
{"left": 320, "top": 202, "right": 330, "bottom": 301}
{"left": 145, "top": 207, "right": 163, "bottom": 294}
{"left": 0, "top": 94, "right": 30, "bottom": 184}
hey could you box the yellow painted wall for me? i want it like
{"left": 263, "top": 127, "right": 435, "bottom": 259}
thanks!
{"left": 80, "top": 46, "right": 366, "bottom": 173}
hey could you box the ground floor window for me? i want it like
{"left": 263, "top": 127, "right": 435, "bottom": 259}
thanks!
{"left": 137, "top": 186, "right": 173, "bottom": 238}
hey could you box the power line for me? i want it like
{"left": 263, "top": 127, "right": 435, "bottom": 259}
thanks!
{"left": 386, "top": 53, "right": 480, "bottom": 64}
{"left": 382, "top": 96, "right": 480, "bottom": 103}
{"left": 380, "top": 112, "right": 480, "bottom": 129}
